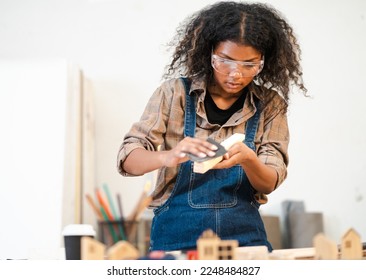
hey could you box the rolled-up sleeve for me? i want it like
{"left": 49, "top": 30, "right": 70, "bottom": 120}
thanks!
{"left": 256, "top": 98, "right": 289, "bottom": 188}
{"left": 117, "top": 83, "right": 173, "bottom": 176}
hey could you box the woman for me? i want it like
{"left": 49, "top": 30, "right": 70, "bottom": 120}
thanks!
{"left": 117, "top": 1, "right": 307, "bottom": 252}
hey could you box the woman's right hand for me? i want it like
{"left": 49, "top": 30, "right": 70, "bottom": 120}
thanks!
{"left": 162, "top": 136, "right": 218, "bottom": 167}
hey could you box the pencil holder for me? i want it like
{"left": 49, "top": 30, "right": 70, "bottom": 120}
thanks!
{"left": 97, "top": 219, "right": 151, "bottom": 255}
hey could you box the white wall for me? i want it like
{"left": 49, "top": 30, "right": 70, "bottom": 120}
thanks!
{"left": 0, "top": 60, "right": 73, "bottom": 259}
{"left": 1, "top": 0, "right": 365, "bottom": 247}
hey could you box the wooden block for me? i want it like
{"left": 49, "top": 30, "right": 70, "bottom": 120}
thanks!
{"left": 197, "top": 229, "right": 238, "bottom": 260}
{"left": 340, "top": 228, "right": 363, "bottom": 260}
{"left": 313, "top": 233, "right": 338, "bottom": 260}
{"left": 106, "top": 240, "right": 140, "bottom": 260}
{"left": 197, "top": 229, "right": 221, "bottom": 260}
{"left": 193, "top": 133, "right": 245, "bottom": 173}
{"left": 186, "top": 250, "right": 198, "bottom": 260}
{"left": 270, "top": 247, "right": 315, "bottom": 260}
{"left": 236, "top": 246, "right": 269, "bottom": 260}
{"left": 81, "top": 236, "right": 106, "bottom": 260}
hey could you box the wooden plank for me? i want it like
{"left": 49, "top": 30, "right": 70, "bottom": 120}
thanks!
{"left": 81, "top": 76, "right": 96, "bottom": 227}
{"left": 271, "top": 247, "right": 316, "bottom": 260}
{"left": 63, "top": 63, "right": 83, "bottom": 225}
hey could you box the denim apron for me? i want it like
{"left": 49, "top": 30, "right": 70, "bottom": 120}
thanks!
{"left": 149, "top": 78, "right": 272, "bottom": 252}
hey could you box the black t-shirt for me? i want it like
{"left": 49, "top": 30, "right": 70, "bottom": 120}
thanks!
{"left": 204, "top": 90, "right": 247, "bottom": 126}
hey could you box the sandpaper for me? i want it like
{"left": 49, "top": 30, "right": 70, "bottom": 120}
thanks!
{"left": 187, "top": 138, "right": 227, "bottom": 162}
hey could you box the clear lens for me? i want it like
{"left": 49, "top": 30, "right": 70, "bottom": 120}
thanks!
{"left": 211, "top": 54, "right": 264, "bottom": 77}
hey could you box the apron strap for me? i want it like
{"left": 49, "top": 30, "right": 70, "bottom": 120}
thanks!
{"left": 244, "top": 96, "right": 261, "bottom": 150}
{"left": 181, "top": 77, "right": 196, "bottom": 138}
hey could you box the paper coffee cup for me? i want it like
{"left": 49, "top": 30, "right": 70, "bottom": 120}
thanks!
{"left": 62, "top": 224, "right": 96, "bottom": 260}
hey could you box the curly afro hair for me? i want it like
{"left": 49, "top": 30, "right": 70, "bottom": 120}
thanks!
{"left": 164, "top": 1, "right": 307, "bottom": 112}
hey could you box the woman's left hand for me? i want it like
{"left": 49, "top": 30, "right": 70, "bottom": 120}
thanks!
{"left": 212, "top": 142, "right": 255, "bottom": 169}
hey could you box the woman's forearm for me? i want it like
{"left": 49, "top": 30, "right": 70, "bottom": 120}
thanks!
{"left": 240, "top": 152, "right": 278, "bottom": 194}
{"left": 122, "top": 148, "right": 166, "bottom": 175}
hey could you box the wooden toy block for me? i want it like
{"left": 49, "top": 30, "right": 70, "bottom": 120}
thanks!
{"left": 81, "top": 236, "right": 106, "bottom": 260}
{"left": 197, "top": 229, "right": 221, "bottom": 260}
{"left": 216, "top": 240, "right": 239, "bottom": 260}
{"left": 80, "top": 237, "right": 140, "bottom": 260}
{"left": 269, "top": 247, "right": 315, "bottom": 260}
{"left": 197, "top": 229, "right": 238, "bottom": 260}
{"left": 313, "top": 233, "right": 338, "bottom": 260}
{"left": 236, "top": 245, "right": 269, "bottom": 260}
{"left": 186, "top": 250, "right": 198, "bottom": 260}
{"left": 106, "top": 240, "right": 140, "bottom": 260}
{"left": 340, "top": 228, "right": 363, "bottom": 260}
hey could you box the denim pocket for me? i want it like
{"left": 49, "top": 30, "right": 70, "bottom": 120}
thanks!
{"left": 188, "top": 165, "right": 242, "bottom": 208}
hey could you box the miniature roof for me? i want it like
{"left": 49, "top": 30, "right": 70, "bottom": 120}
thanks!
{"left": 342, "top": 228, "right": 361, "bottom": 240}
{"left": 199, "top": 229, "right": 220, "bottom": 240}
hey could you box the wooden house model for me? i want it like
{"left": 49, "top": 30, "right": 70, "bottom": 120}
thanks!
{"left": 340, "top": 228, "right": 363, "bottom": 260}
{"left": 197, "top": 229, "right": 238, "bottom": 260}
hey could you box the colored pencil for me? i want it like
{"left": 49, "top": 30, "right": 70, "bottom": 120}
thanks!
{"left": 116, "top": 193, "right": 127, "bottom": 240}
{"left": 100, "top": 207, "right": 118, "bottom": 243}
{"left": 103, "top": 183, "right": 118, "bottom": 219}
{"left": 95, "top": 187, "right": 114, "bottom": 220}
{"left": 102, "top": 183, "right": 126, "bottom": 241}
{"left": 85, "top": 193, "right": 103, "bottom": 220}
{"left": 117, "top": 193, "right": 124, "bottom": 220}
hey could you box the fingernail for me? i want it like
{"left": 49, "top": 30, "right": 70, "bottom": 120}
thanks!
{"left": 208, "top": 151, "right": 216, "bottom": 157}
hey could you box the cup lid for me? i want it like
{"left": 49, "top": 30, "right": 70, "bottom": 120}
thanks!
{"left": 62, "top": 224, "right": 96, "bottom": 236}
